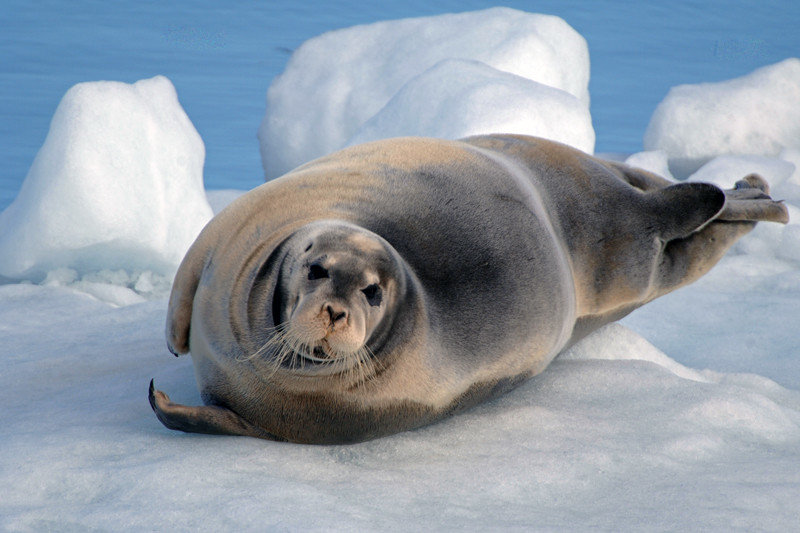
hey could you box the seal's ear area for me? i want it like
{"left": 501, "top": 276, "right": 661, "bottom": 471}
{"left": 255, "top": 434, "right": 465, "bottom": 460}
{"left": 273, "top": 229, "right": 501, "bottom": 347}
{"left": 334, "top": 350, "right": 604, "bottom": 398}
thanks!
{"left": 646, "top": 182, "right": 726, "bottom": 242}
{"left": 149, "top": 380, "right": 280, "bottom": 440}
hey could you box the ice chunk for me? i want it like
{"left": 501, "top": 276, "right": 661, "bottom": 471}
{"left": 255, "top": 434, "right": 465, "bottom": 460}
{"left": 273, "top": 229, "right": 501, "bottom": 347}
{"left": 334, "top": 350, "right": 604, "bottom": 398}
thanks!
{"left": 688, "top": 153, "right": 795, "bottom": 191}
{"left": 259, "top": 7, "right": 590, "bottom": 179}
{"left": 644, "top": 58, "right": 800, "bottom": 177}
{"left": 624, "top": 150, "right": 674, "bottom": 181}
{"left": 560, "top": 323, "right": 709, "bottom": 383}
{"left": 346, "top": 59, "right": 594, "bottom": 154}
{"left": 206, "top": 189, "right": 246, "bottom": 215}
{"left": 777, "top": 148, "right": 800, "bottom": 203}
{"left": 0, "top": 76, "right": 212, "bottom": 282}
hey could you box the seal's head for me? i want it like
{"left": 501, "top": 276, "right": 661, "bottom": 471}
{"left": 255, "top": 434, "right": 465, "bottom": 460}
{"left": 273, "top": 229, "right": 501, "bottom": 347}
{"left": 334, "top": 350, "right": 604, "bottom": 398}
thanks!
{"left": 259, "top": 221, "right": 405, "bottom": 382}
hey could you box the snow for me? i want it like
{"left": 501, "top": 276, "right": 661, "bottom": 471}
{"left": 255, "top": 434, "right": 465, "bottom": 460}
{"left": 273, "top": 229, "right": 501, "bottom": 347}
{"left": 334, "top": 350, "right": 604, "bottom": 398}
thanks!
{"left": 644, "top": 58, "right": 800, "bottom": 177}
{"left": 0, "top": 76, "right": 212, "bottom": 292}
{"left": 259, "top": 7, "right": 590, "bottom": 179}
{"left": 624, "top": 150, "right": 675, "bottom": 181}
{"left": 2, "top": 7, "right": 800, "bottom": 532}
{"left": 346, "top": 58, "right": 595, "bottom": 154}
{"left": 2, "top": 266, "right": 800, "bottom": 530}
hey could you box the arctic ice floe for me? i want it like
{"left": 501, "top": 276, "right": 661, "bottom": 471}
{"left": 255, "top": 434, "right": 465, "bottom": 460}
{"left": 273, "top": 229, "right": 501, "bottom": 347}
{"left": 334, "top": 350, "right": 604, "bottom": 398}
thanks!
{"left": 259, "top": 7, "right": 591, "bottom": 179}
{"left": 346, "top": 59, "right": 594, "bottom": 154}
{"left": 0, "top": 76, "right": 212, "bottom": 285}
{"left": 644, "top": 58, "right": 800, "bottom": 176}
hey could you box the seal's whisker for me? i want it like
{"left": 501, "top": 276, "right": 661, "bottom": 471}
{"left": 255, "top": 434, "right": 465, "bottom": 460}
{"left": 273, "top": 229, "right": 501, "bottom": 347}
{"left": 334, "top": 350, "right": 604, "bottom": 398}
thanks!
{"left": 236, "top": 321, "right": 292, "bottom": 363}
{"left": 235, "top": 317, "right": 384, "bottom": 386}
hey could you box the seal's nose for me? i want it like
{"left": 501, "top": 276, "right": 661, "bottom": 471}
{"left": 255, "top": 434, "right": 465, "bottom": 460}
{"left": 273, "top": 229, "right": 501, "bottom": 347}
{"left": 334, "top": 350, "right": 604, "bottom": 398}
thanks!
{"left": 325, "top": 303, "right": 348, "bottom": 326}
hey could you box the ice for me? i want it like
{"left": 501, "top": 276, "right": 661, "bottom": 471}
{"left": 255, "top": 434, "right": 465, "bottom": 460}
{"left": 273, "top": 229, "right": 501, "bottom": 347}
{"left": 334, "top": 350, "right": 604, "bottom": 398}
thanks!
{"left": 206, "top": 189, "right": 246, "bottom": 215}
{"left": 777, "top": 148, "right": 800, "bottom": 202}
{"left": 624, "top": 150, "right": 675, "bottom": 181}
{"left": 259, "top": 7, "right": 590, "bottom": 179}
{"left": 0, "top": 76, "right": 213, "bottom": 292}
{"left": 644, "top": 58, "right": 800, "bottom": 177}
{"left": 2, "top": 274, "right": 799, "bottom": 530}
{"left": 346, "top": 59, "right": 594, "bottom": 154}
{"left": 561, "top": 322, "right": 708, "bottom": 383}
{"left": 688, "top": 153, "right": 796, "bottom": 192}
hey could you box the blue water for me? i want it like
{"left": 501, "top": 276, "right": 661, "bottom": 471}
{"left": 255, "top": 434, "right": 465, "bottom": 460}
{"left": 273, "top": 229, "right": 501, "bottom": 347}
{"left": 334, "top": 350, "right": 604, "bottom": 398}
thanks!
{"left": 2, "top": 0, "right": 797, "bottom": 210}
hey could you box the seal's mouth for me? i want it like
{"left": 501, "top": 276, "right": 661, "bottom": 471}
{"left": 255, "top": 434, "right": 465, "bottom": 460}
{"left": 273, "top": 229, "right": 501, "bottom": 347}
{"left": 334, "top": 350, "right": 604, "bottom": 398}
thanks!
{"left": 303, "top": 345, "right": 331, "bottom": 363}
{"left": 285, "top": 341, "right": 336, "bottom": 367}
{"left": 258, "top": 330, "right": 380, "bottom": 384}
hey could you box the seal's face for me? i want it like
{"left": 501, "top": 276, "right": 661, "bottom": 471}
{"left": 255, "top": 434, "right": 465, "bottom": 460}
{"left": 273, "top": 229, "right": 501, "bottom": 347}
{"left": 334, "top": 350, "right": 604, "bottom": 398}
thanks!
{"left": 265, "top": 223, "right": 400, "bottom": 380}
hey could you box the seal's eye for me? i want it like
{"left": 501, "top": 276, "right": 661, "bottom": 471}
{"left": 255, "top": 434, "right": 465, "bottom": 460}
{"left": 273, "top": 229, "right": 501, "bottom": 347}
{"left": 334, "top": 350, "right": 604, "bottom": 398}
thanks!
{"left": 361, "top": 284, "right": 382, "bottom": 307}
{"left": 308, "top": 263, "right": 328, "bottom": 280}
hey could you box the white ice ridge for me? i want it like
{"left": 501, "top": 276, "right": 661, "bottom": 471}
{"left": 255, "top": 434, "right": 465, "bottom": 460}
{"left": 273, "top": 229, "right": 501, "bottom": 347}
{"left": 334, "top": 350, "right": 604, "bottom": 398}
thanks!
{"left": 644, "top": 58, "right": 800, "bottom": 177}
{"left": 0, "top": 76, "right": 213, "bottom": 284}
{"left": 259, "top": 7, "right": 591, "bottom": 180}
{"left": 346, "top": 59, "right": 594, "bottom": 154}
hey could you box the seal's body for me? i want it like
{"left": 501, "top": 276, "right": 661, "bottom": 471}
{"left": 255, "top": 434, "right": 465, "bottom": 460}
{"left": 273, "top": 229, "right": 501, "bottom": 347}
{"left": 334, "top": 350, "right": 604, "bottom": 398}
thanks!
{"left": 150, "top": 135, "right": 788, "bottom": 443}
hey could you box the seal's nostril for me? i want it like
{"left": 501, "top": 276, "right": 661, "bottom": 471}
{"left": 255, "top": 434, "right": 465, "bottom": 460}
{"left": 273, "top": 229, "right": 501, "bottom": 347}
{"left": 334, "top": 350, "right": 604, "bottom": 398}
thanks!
{"left": 325, "top": 304, "right": 347, "bottom": 324}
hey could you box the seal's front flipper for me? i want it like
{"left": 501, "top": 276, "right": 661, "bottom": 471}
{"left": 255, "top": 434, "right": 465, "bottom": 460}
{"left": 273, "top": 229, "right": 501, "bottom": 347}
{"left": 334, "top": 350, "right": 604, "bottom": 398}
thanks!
{"left": 717, "top": 174, "right": 789, "bottom": 224}
{"left": 148, "top": 380, "right": 280, "bottom": 440}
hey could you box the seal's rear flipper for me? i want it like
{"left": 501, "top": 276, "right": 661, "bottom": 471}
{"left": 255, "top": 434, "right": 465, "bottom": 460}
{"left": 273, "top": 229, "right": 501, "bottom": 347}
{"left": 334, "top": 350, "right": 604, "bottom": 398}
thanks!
{"left": 717, "top": 174, "right": 790, "bottom": 224}
{"left": 650, "top": 174, "right": 789, "bottom": 299}
{"left": 647, "top": 182, "right": 726, "bottom": 241}
{"left": 148, "top": 380, "right": 280, "bottom": 440}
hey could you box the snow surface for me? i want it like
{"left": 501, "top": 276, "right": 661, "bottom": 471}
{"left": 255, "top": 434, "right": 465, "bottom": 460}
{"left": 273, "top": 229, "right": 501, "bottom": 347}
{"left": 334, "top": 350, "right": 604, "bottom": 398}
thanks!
{"left": 2, "top": 8, "right": 800, "bottom": 532}
{"left": 2, "top": 263, "right": 799, "bottom": 530}
{"left": 0, "top": 76, "right": 212, "bottom": 287}
{"left": 645, "top": 58, "right": 800, "bottom": 177}
{"left": 624, "top": 150, "right": 675, "bottom": 181}
{"left": 259, "top": 7, "right": 590, "bottom": 179}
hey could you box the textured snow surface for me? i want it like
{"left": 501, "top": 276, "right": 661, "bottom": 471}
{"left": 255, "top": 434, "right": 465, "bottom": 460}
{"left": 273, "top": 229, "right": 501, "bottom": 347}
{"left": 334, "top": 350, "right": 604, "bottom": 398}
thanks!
{"left": 1, "top": 267, "right": 799, "bottom": 530}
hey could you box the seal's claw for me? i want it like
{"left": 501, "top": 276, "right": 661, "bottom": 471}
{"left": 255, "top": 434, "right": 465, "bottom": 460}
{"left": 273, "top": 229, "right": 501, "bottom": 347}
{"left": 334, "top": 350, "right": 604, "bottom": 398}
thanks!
{"left": 736, "top": 173, "right": 770, "bottom": 194}
{"left": 148, "top": 379, "right": 162, "bottom": 412}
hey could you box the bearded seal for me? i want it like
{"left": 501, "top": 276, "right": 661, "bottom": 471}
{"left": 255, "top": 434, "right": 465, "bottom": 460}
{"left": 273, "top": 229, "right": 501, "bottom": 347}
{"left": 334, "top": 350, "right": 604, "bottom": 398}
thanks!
{"left": 149, "top": 134, "right": 788, "bottom": 444}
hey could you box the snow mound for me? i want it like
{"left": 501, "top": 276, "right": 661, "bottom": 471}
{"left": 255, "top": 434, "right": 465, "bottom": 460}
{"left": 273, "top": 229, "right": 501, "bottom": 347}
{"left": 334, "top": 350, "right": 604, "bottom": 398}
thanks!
{"left": 624, "top": 150, "right": 675, "bottom": 181}
{"left": 346, "top": 59, "right": 594, "bottom": 154}
{"left": 259, "top": 7, "right": 590, "bottom": 179}
{"left": 0, "top": 76, "right": 212, "bottom": 289}
{"left": 644, "top": 58, "right": 800, "bottom": 177}
{"left": 206, "top": 189, "right": 246, "bottom": 215}
{"left": 688, "top": 153, "right": 796, "bottom": 193}
{"left": 561, "top": 323, "right": 709, "bottom": 382}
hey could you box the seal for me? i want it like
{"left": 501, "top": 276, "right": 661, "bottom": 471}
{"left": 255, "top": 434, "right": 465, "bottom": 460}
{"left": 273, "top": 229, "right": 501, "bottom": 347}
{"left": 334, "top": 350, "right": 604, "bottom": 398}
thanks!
{"left": 149, "top": 134, "right": 788, "bottom": 444}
